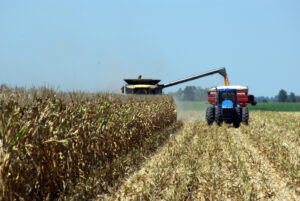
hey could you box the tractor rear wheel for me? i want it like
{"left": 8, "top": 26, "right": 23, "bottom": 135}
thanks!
{"left": 242, "top": 107, "right": 249, "bottom": 125}
{"left": 215, "top": 106, "right": 223, "bottom": 126}
{"left": 206, "top": 107, "right": 214, "bottom": 125}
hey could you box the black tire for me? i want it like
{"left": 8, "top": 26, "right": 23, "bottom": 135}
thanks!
{"left": 233, "top": 120, "right": 240, "bottom": 128}
{"left": 233, "top": 108, "right": 241, "bottom": 128}
{"left": 238, "top": 107, "right": 242, "bottom": 122}
{"left": 206, "top": 107, "right": 215, "bottom": 125}
{"left": 215, "top": 106, "right": 223, "bottom": 126}
{"left": 242, "top": 107, "right": 249, "bottom": 125}
{"left": 235, "top": 107, "right": 241, "bottom": 121}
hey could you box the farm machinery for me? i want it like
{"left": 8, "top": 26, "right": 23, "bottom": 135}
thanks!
{"left": 121, "top": 67, "right": 256, "bottom": 127}
{"left": 206, "top": 86, "right": 256, "bottom": 128}
{"left": 121, "top": 68, "right": 229, "bottom": 95}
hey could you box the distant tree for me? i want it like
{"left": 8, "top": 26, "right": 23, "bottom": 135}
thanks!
{"left": 194, "top": 86, "right": 208, "bottom": 101}
{"left": 183, "top": 86, "right": 196, "bottom": 101}
{"left": 256, "top": 96, "right": 272, "bottom": 102}
{"left": 288, "top": 92, "right": 296, "bottom": 102}
{"left": 272, "top": 96, "right": 278, "bottom": 102}
{"left": 0, "top": 84, "right": 9, "bottom": 89}
{"left": 170, "top": 86, "right": 208, "bottom": 101}
{"left": 278, "top": 89, "right": 288, "bottom": 102}
{"left": 177, "top": 88, "right": 183, "bottom": 100}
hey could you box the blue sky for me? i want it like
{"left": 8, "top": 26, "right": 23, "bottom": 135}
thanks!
{"left": 0, "top": 0, "right": 299, "bottom": 96}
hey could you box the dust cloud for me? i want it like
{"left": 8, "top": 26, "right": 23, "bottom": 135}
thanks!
{"left": 173, "top": 97, "right": 207, "bottom": 123}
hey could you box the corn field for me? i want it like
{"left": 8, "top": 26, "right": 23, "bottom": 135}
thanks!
{"left": 0, "top": 87, "right": 178, "bottom": 200}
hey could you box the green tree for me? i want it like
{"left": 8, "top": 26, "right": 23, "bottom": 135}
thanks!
{"left": 171, "top": 86, "right": 208, "bottom": 101}
{"left": 288, "top": 92, "right": 296, "bottom": 102}
{"left": 183, "top": 86, "right": 196, "bottom": 101}
{"left": 278, "top": 89, "right": 288, "bottom": 102}
{"left": 175, "top": 88, "right": 184, "bottom": 100}
{"left": 194, "top": 86, "right": 208, "bottom": 101}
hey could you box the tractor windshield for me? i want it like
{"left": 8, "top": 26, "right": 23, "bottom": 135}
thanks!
{"left": 218, "top": 91, "right": 237, "bottom": 105}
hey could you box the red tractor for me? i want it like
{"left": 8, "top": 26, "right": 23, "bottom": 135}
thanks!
{"left": 206, "top": 86, "right": 256, "bottom": 128}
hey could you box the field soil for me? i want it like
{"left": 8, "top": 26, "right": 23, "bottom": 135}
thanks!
{"left": 98, "top": 111, "right": 300, "bottom": 200}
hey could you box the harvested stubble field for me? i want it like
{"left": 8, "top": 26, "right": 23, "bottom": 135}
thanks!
{"left": 102, "top": 111, "right": 300, "bottom": 200}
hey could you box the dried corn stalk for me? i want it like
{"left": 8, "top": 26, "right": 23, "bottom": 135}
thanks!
{"left": 0, "top": 87, "right": 177, "bottom": 200}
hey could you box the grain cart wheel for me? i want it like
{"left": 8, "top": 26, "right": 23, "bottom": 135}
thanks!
{"left": 215, "top": 106, "right": 223, "bottom": 126}
{"left": 206, "top": 107, "right": 215, "bottom": 125}
{"left": 242, "top": 107, "right": 249, "bottom": 125}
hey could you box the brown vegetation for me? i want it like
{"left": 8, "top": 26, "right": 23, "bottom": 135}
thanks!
{"left": 0, "top": 87, "right": 178, "bottom": 200}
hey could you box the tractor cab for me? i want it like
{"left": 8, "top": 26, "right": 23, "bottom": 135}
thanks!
{"left": 217, "top": 88, "right": 237, "bottom": 108}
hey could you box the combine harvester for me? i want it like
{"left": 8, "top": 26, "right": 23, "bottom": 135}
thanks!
{"left": 121, "top": 68, "right": 256, "bottom": 128}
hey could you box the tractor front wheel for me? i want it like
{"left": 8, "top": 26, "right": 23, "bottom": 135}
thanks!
{"left": 233, "top": 120, "right": 240, "bottom": 128}
{"left": 233, "top": 107, "right": 241, "bottom": 128}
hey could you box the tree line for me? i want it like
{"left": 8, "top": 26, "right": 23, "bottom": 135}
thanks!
{"left": 257, "top": 89, "right": 300, "bottom": 102}
{"left": 169, "top": 86, "right": 300, "bottom": 103}
{"left": 168, "top": 86, "right": 208, "bottom": 101}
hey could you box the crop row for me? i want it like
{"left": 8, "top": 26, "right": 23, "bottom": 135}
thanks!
{"left": 240, "top": 111, "right": 300, "bottom": 194}
{"left": 109, "top": 111, "right": 299, "bottom": 200}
